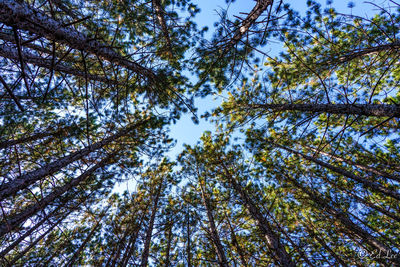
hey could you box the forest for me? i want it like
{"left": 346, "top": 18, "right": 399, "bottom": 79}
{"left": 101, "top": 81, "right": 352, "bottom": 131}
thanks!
{"left": 0, "top": 0, "right": 400, "bottom": 265}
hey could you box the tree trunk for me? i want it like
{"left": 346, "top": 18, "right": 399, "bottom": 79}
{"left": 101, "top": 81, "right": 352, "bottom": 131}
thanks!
{"left": 252, "top": 103, "right": 400, "bottom": 117}
{"left": 0, "top": 125, "right": 72, "bottom": 150}
{"left": 303, "top": 223, "right": 349, "bottom": 267}
{"left": 199, "top": 183, "right": 229, "bottom": 267}
{"left": 226, "top": 215, "right": 248, "bottom": 267}
{"left": 140, "top": 178, "right": 163, "bottom": 267}
{"left": 273, "top": 143, "right": 400, "bottom": 201}
{"left": 228, "top": 0, "right": 272, "bottom": 49}
{"left": 164, "top": 221, "right": 173, "bottom": 267}
{"left": 121, "top": 208, "right": 147, "bottom": 267}
{"left": 7, "top": 211, "right": 68, "bottom": 265}
{"left": 0, "top": 46, "right": 116, "bottom": 84}
{"left": 186, "top": 209, "right": 192, "bottom": 267}
{"left": 0, "top": 120, "right": 146, "bottom": 201}
{"left": 220, "top": 163, "right": 295, "bottom": 267}
{"left": 0, "top": 156, "right": 110, "bottom": 237}
{"left": 0, "top": 0, "right": 156, "bottom": 81}
{"left": 282, "top": 169, "right": 397, "bottom": 264}
{"left": 307, "top": 145, "right": 400, "bottom": 182}
{"left": 152, "top": 0, "right": 173, "bottom": 57}
{"left": 66, "top": 218, "right": 102, "bottom": 266}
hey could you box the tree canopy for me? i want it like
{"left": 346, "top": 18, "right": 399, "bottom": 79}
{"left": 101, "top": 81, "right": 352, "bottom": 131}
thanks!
{"left": 1, "top": 0, "right": 400, "bottom": 265}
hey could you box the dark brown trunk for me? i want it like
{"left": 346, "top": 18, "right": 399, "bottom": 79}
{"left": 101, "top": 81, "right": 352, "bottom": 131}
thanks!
{"left": 0, "top": 0, "right": 157, "bottom": 82}
{"left": 66, "top": 218, "right": 102, "bottom": 266}
{"left": 226, "top": 215, "right": 248, "bottom": 267}
{"left": 7, "top": 211, "right": 68, "bottom": 265}
{"left": 152, "top": 0, "right": 173, "bottom": 58}
{"left": 0, "top": 125, "right": 72, "bottom": 150}
{"left": 220, "top": 163, "right": 295, "bottom": 267}
{"left": 273, "top": 143, "right": 400, "bottom": 201}
{"left": 186, "top": 210, "right": 192, "bottom": 267}
{"left": 199, "top": 183, "right": 229, "bottom": 267}
{"left": 281, "top": 169, "right": 397, "bottom": 264}
{"left": 121, "top": 209, "right": 147, "bottom": 267}
{"left": 0, "top": 121, "right": 146, "bottom": 200}
{"left": 252, "top": 103, "right": 400, "bottom": 117}
{"left": 307, "top": 145, "right": 400, "bottom": 182}
{"left": 0, "top": 46, "right": 116, "bottom": 84}
{"left": 0, "top": 156, "right": 111, "bottom": 237}
{"left": 140, "top": 179, "right": 163, "bottom": 267}
{"left": 164, "top": 221, "right": 173, "bottom": 267}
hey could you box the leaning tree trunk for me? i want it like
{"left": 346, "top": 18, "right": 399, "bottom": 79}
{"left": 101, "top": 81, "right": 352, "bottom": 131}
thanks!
{"left": 251, "top": 103, "right": 400, "bottom": 117}
{"left": 0, "top": 120, "right": 147, "bottom": 201}
{"left": 0, "top": 156, "right": 111, "bottom": 237}
{"left": 272, "top": 143, "right": 400, "bottom": 201}
{"left": 220, "top": 163, "right": 295, "bottom": 267}
{"left": 66, "top": 217, "right": 102, "bottom": 266}
{"left": 281, "top": 169, "right": 398, "bottom": 265}
{"left": 306, "top": 145, "right": 400, "bottom": 182}
{"left": 0, "top": 0, "right": 156, "bottom": 81}
{"left": 7, "top": 211, "right": 69, "bottom": 265}
{"left": 199, "top": 182, "right": 229, "bottom": 267}
{"left": 0, "top": 46, "right": 116, "bottom": 84}
{"left": 0, "top": 125, "right": 72, "bottom": 150}
{"left": 121, "top": 208, "right": 147, "bottom": 267}
{"left": 140, "top": 178, "right": 163, "bottom": 267}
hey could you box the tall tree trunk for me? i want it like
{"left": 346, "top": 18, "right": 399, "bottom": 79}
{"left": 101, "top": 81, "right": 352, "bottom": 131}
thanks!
{"left": 228, "top": 0, "right": 272, "bottom": 50}
{"left": 140, "top": 178, "right": 163, "bottom": 267}
{"left": 272, "top": 143, "right": 400, "bottom": 201}
{"left": 152, "top": 0, "right": 173, "bottom": 58}
{"left": 6, "top": 211, "right": 69, "bottom": 265}
{"left": 199, "top": 182, "right": 229, "bottom": 267}
{"left": 0, "top": 46, "right": 116, "bottom": 84}
{"left": 120, "top": 209, "right": 147, "bottom": 267}
{"left": 66, "top": 217, "right": 102, "bottom": 266}
{"left": 281, "top": 169, "right": 398, "bottom": 264}
{"left": 220, "top": 163, "right": 295, "bottom": 267}
{"left": 164, "top": 220, "right": 173, "bottom": 267}
{"left": 252, "top": 103, "right": 400, "bottom": 117}
{"left": 0, "top": 0, "right": 156, "bottom": 81}
{"left": 186, "top": 209, "right": 192, "bottom": 267}
{"left": 0, "top": 120, "right": 146, "bottom": 200}
{"left": 0, "top": 156, "right": 111, "bottom": 237}
{"left": 303, "top": 222, "right": 349, "bottom": 267}
{"left": 225, "top": 214, "right": 248, "bottom": 267}
{"left": 306, "top": 145, "right": 400, "bottom": 182}
{"left": 0, "top": 125, "right": 72, "bottom": 150}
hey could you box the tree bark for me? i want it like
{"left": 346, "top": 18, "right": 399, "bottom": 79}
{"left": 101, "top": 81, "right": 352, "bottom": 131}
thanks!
{"left": 164, "top": 220, "right": 173, "bottom": 267}
{"left": 0, "top": 0, "right": 156, "bottom": 81}
{"left": 282, "top": 169, "right": 397, "bottom": 264}
{"left": 228, "top": 0, "right": 272, "bottom": 50}
{"left": 0, "top": 125, "right": 72, "bottom": 150}
{"left": 0, "top": 120, "right": 146, "bottom": 201}
{"left": 0, "top": 46, "right": 116, "bottom": 84}
{"left": 307, "top": 145, "right": 400, "bottom": 182}
{"left": 0, "top": 156, "right": 110, "bottom": 237}
{"left": 140, "top": 178, "right": 163, "bottom": 267}
{"left": 252, "top": 103, "right": 400, "bottom": 117}
{"left": 6, "top": 211, "right": 69, "bottom": 266}
{"left": 152, "top": 0, "right": 173, "bottom": 58}
{"left": 199, "top": 183, "right": 229, "bottom": 267}
{"left": 226, "top": 215, "right": 248, "bottom": 267}
{"left": 273, "top": 143, "right": 400, "bottom": 201}
{"left": 220, "top": 163, "right": 295, "bottom": 267}
{"left": 120, "top": 209, "right": 146, "bottom": 267}
{"left": 66, "top": 218, "right": 102, "bottom": 266}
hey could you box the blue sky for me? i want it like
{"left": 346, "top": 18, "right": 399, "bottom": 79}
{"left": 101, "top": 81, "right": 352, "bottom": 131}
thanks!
{"left": 167, "top": 0, "right": 377, "bottom": 156}
{"left": 116, "top": 0, "right": 381, "bottom": 192}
